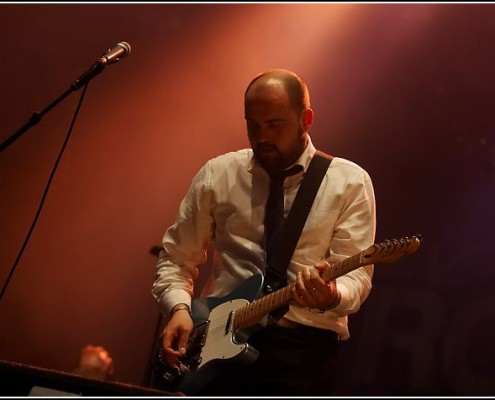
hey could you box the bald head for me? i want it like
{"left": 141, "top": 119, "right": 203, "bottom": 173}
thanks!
{"left": 245, "top": 69, "right": 310, "bottom": 113}
{"left": 244, "top": 69, "right": 313, "bottom": 174}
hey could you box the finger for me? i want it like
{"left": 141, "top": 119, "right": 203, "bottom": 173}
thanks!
{"left": 291, "top": 277, "right": 309, "bottom": 306}
{"left": 295, "top": 270, "right": 317, "bottom": 304}
{"left": 309, "top": 267, "right": 328, "bottom": 287}
{"left": 161, "top": 328, "right": 175, "bottom": 350}
{"left": 314, "top": 260, "right": 330, "bottom": 274}
{"left": 307, "top": 269, "right": 335, "bottom": 307}
{"left": 177, "top": 329, "right": 190, "bottom": 356}
{"left": 302, "top": 269, "right": 321, "bottom": 295}
{"left": 298, "top": 270, "right": 312, "bottom": 294}
{"left": 161, "top": 328, "right": 184, "bottom": 363}
{"left": 303, "top": 268, "right": 314, "bottom": 288}
{"left": 293, "top": 286, "right": 320, "bottom": 308}
{"left": 162, "top": 347, "right": 181, "bottom": 369}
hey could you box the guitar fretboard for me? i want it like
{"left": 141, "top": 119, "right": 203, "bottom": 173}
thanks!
{"left": 231, "top": 235, "right": 421, "bottom": 331}
{"left": 232, "top": 250, "right": 367, "bottom": 330}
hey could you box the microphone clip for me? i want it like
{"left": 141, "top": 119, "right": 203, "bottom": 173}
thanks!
{"left": 72, "top": 61, "right": 106, "bottom": 90}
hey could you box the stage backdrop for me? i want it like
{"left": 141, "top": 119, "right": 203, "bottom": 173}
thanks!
{"left": 1, "top": 3, "right": 494, "bottom": 395}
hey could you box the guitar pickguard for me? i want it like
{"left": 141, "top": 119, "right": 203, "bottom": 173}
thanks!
{"left": 198, "top": 298, "right": 250, "bottom": 367}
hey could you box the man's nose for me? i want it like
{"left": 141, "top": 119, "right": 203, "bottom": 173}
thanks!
{"left": 256, "top": 126, "right": 274, "bottom": 142}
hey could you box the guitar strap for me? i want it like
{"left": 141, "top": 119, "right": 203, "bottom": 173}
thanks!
{"left": 264, "top": 150, "right": 333, "bottom": 319}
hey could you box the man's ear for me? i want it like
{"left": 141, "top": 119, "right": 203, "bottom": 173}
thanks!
{"left": 300, "top": 108, "right": 314, "bottom": 132}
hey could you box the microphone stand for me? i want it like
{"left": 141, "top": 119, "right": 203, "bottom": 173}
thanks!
{"left": 0, "top": 59, "right": 110, "bottom": 302}
{"left": 0, "top": 60, "right": 106, "bottom": 154}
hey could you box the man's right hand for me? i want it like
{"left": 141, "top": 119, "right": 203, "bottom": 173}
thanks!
{"left": 160, "top": 304, "right": 193, "bottom": 369}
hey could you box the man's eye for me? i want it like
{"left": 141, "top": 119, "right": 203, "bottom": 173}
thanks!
{"left": 268, "top": 122, "right": 283, "bottom": 129}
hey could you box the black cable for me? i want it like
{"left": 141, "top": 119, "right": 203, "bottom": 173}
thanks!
{"left": 0, "top": 81, "right": 90, "bottom": 302}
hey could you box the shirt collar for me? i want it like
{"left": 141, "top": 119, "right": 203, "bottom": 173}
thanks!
{"left": 295, "top": 135, "right": 316, "bottom": 173}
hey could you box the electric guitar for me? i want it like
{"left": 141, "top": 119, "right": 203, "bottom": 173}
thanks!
{"left": 155, "top": 235, "right": 422, "bottom": 394}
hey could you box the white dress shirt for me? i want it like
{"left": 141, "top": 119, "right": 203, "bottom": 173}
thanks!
{"left": 152, "top": 136, "right": 376, "bottom": 340}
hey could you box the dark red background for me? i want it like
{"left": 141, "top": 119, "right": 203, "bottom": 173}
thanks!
{"left": 1, "top": 3, "right": 494, "bottom": 395}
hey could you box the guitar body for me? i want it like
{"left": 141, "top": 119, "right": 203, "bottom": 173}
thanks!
{"left": 156, "top": 274, "right": 265, "bottom": 395}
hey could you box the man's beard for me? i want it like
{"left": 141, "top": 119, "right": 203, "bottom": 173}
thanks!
{"left": 253, "top": 133, "right": 306, "bottom": 175}
{"left": 254, "top": 152, "right": 283, "bottom": 175}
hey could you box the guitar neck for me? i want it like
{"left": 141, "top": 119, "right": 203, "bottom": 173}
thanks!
{"left": 232, "top": 235, "right": 422, "bottom": 331}
{"left": 233, "top": 251, "right": 369, "bottom": 330}
{"left": 321, "top": 252, "right": 367, "bottom": 281}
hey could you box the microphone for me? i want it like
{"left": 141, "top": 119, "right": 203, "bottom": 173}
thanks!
{"left": 98, "top": 41, "right": 131, "bottom": 65}
{"left": 72, "top": 41, "right": 131, "bottom": 90}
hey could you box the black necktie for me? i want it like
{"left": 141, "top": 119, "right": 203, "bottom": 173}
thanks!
{"left": 264, "top": 165, "right": 303, "bottom": 266}
{"left": 264, "top": 164, "right": 303, "bottom": 319}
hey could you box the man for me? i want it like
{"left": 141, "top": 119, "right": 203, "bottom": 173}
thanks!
{"left": 151, "top": 69, "right": 376, "bottom": 395}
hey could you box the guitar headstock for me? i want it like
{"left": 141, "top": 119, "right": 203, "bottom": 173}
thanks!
{"left": 362, "top": 235, "right": 423, "bottom": 264}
